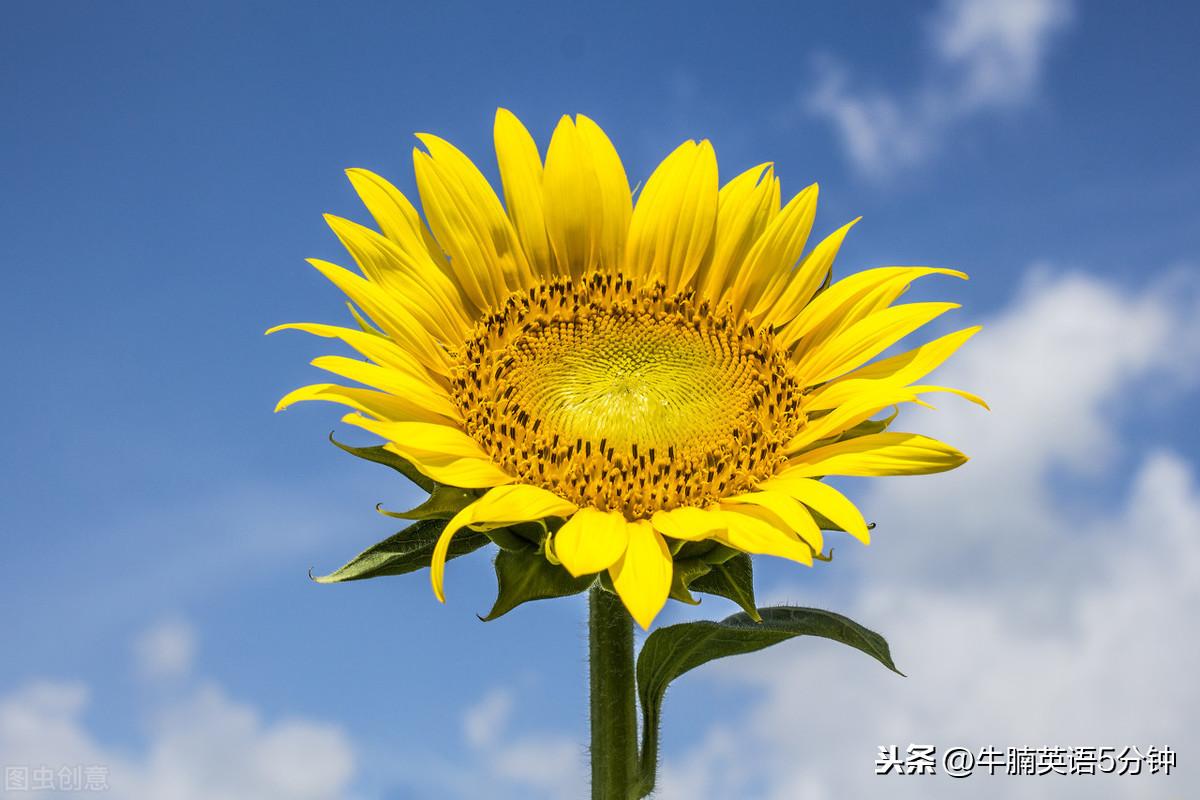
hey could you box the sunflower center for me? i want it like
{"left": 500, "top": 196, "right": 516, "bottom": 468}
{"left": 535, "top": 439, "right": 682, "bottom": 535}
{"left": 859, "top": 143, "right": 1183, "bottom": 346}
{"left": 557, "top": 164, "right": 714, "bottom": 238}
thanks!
{"left": 453, "top": 274, "right": 803, "bottom": 517}
{"left": 501, "top": 310, "right": 754, "bottom": 453}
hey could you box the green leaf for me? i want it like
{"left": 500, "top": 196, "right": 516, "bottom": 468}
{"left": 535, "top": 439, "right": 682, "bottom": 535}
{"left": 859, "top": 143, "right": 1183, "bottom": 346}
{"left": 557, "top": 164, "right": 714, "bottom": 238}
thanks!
{"left": 638, "top": 606, "right": 903, "bottom": 692}
{"left": 329, "top": 433, "right": 434, "bottom": 493}
{"left": 311, "top": 518, "right": 488, "bottom": 583}
{"left": 378, "top": 484, "right": 478, "bottom": 521}
{"left": 688, "top": 553, "right": 760, "bottom": 622}
{"left": 634, "top": 606, "right": 901, "bottom": 797}
{"left": 667, "top": 559, "right": 712, "bottom": 605}
{"left": 481, "top": 547, "right": 594, "bottom": 621}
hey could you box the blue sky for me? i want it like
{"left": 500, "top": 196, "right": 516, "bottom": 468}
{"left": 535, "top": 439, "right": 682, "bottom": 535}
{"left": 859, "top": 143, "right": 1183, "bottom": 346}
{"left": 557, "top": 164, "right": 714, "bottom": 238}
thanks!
{"left": 2, "top": 1, "right": 1198, "bottom": 797}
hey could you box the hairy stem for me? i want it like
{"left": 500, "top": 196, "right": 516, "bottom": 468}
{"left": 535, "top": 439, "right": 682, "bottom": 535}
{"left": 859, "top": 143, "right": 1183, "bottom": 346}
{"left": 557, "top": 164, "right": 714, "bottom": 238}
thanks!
{"left": 589, "top": 586, "right": 639, "bottom": 799}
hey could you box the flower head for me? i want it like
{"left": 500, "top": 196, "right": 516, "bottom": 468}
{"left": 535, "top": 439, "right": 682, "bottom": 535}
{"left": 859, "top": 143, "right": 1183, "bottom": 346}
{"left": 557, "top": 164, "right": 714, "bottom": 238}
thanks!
{"left": 273, "top": 110, "right": 984, "bottom": 628}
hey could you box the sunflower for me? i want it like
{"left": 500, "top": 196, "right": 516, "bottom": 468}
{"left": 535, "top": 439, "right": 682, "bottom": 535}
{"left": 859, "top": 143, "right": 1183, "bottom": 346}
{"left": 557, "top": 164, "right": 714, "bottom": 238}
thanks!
{"left": 272, "top": 109, "right": 984, "bottom": 629}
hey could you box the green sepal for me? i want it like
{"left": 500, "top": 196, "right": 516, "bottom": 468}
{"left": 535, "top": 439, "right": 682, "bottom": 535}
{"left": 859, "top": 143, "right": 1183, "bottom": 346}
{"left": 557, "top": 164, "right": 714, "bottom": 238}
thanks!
{"left": 809, "top": 508, "right": 877, "bottom": 535}
{"left": 801, "top": 407, "right": 900, "bottom": 456}
{"left": 698, "top": 542, "right": 740, "bottom": 565}
{"left": 311, "top": 518, "right": 487, "bottom": 583}
{"left": 688, "top": 553, "right": 760, "bottom": 621}
{"left": 673, "top": 539, "right": 739, "bottom": 565}
{"left": 481, "top": 548, "right": 595, "bottom": 621}
{"left": 817, "top": 264, "right": 834, "bottom": 294}
{"left": 513, "top": 519, "right": 552, "bottom": 544}
{"left": 634, "top": 606, "right": 902, "bottom": 796}
{"left": 667, "top": 559, "right": 712, "bottom": 605}
{"left": 479, "top": 519, "right": 550, "bottom": 553}
{"left": 377, "top": 484, "right": 478, "bottom": 521}
{"left": 839, "top": 408, "right": 897, "bottom": 440}
{"left": 328, "top": 433, "right": 434, "bottom": 493}
{"left": 483, "top": 525, "right": 538, "bottom": 552}
{"left": 598, "top": 570, "right": 616, "bottom": 594}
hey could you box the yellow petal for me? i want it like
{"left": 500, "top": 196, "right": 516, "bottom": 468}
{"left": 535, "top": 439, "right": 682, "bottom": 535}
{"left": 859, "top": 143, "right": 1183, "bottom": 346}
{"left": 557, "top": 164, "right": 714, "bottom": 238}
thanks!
{"left": 649, "top": 506, "right": 724, "bottom": 541}
{"left": 345, "top": 302, "right": 383, "bottom": 336}
{"left": 307, "top": 259, "right": 453, "bottom": 375}
{"left": 696, "top": 163, "right": 778, "bottom": 301}
{"left": 778, "top": 266, "right": 966, "bottom": 351}
{"left": 417, "top": 134, "right": 536, "bottom": 291}
{"left": 721, "top": 492, "right": 823, "bottom": 552}
{"left": 494, "top": 108, "right": 552, "bottom": 276}
{"left": 714, "top": 509, "right": 813, "bottom": 566}
{"left": 757, "top": 217, "right": 861, "bottom": 325}
{"left": 729, "top": 184, "right": 819, "bottom": 316}
{"left": 609, "top": 520, "right": 673, "bottom": 630}
{"left": 805, "top": 326, "right": 980, "bottom": 409}
{"left": 755, "top": 477, "right": 870, "bottom": 544}
{"left": 341, "top": 414, "right": 511, "bottom": 486}
{"left": 274, "top": 383, "right": 446, "bottom": 424}
{"left": 309, "top": 355, "right": 461, "bottom": 421}
{"left": 411, "top": 150, "right": 495, "bottom": 311}
{"left": 342, "top": 415, "right": 487, "bottom": 459}
{"left": 392, "top": 451, "right": 513, "bottom": 488}
{"left": 324, "top": 214, "right": 471, "bottom": 342}
{"left": 432, "top": 485, "right": 578, "bottom": 602}
{"left": 553, "top": 508, "right": 631, "bottom": 577}
{"left": 575, "top": 114, "right": 632, "bottom": 271}
{"left": 543, "top": 116, "right": 605, "bottom": 280}
{"left": 266, "top": 322, "right": 435, "bottom": 378}
{"left": 413, "top": 136, "right": 533, "bottom": 310}
{"left": 540, "top": 114, "right": 630, "bottom": 280}
{"left": 904, "top": 384, "right": 990, "bottom": 410}
{"left": 794, "top": 302, "right": 960, "bottom": 386}
{"left": 344, "top": 167, "right": 454, "bottom": 277}
{"left": 788, "top": 386, "right": 922, "bottom": 453}
{"left": 624, "top": 140, "right": 718, "bottom": 293}
{"left": 778, "top": 432, "right": 968, "bottom": 478}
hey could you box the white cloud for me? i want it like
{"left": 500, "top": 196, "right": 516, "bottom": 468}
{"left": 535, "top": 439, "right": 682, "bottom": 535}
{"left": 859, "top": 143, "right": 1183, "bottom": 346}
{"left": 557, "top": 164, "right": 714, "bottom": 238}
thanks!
{"left": 0, "top": 623, "right": 356, "bottom": 800}
{"left": 933, "top": 0, "right": 1073, "bottom": 108}
{"left": 457, "top": 687, "right": 584, "bottom": 800}
{"left": 808, "top": 0, "right": 1074, "bottom": 177}
{"left": 655, "top": 267, "right": 1200, "bottom": 798}
{"left": 134, "top": 619, "right": 197, "bottom": 680}
{"left": 140, "top": 685, "right": 354, "bottom": 800}
{"left": 463, "top": 688, "right": 514, "bottom": 749}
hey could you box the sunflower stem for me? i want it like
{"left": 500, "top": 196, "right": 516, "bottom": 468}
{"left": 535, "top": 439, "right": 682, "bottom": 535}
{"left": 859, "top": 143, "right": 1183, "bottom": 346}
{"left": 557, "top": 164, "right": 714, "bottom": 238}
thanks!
{"left": 589, "top": 585, "right": 639, "bottom": 800}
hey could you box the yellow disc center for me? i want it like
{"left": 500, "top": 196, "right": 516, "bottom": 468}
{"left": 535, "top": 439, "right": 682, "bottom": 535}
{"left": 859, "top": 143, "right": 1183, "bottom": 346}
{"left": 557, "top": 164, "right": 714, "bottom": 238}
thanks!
{"left": 502, "top": 312, "right": 757, "bottom": 456}
{"left": 453, "top": 274, "right": 802, "bottom": 517}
